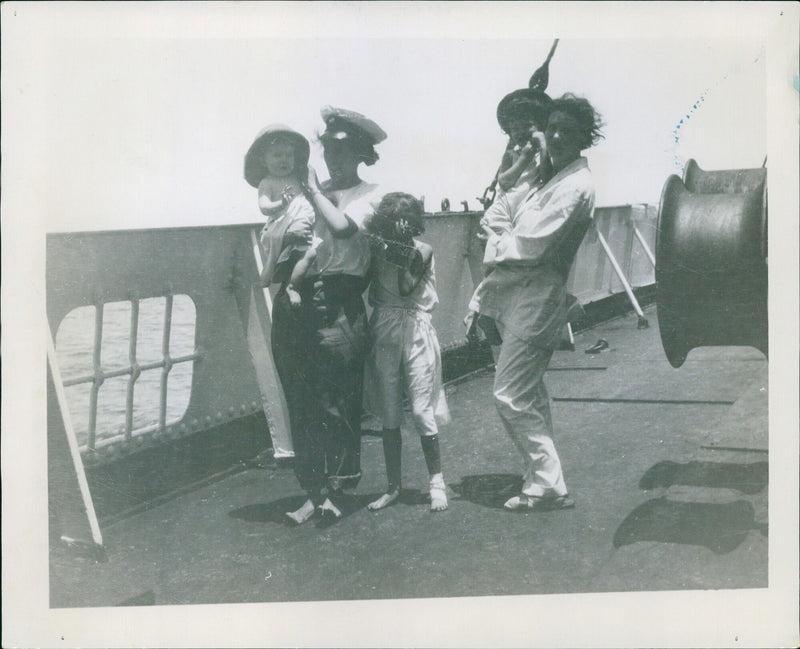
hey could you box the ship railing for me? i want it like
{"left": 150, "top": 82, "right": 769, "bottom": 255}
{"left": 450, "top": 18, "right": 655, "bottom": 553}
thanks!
{"left": 46, "top": 205, "right": 656, "bottom": 545}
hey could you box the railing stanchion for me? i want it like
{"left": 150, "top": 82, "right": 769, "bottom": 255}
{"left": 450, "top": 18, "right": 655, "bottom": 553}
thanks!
{"left": 632, "top": 225, "right": 656, "bottom": 268}
{"left": 594, "top": 222, "right": 649, "bottom": 328}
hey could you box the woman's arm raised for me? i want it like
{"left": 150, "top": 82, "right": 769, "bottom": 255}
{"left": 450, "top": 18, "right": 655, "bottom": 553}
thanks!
{"left": 305, "top": 165, "right": 358, "bottom": 238}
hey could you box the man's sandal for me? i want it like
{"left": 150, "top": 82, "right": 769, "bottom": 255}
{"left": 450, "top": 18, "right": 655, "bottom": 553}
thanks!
{"left": 503, "top": 494, "right": 575, "bottom": 511}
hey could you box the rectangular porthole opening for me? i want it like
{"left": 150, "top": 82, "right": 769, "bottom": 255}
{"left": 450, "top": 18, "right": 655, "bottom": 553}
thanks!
{"left": 54, "top": 295, "right": 197, "bottom": 452}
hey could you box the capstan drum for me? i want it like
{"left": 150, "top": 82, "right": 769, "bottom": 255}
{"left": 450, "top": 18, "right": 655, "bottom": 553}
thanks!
{"left": 656, "top": 159, "right": 768, "bottom": 368}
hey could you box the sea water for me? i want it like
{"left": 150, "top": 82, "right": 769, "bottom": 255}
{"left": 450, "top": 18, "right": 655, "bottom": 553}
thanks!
{"left": 55, "top": 296, "right": 196, "bottom": 448}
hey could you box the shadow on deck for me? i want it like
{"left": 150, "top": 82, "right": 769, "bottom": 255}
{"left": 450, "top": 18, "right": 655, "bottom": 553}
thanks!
{"left": 49, "top": 305, "right": 768, "bottom": 608}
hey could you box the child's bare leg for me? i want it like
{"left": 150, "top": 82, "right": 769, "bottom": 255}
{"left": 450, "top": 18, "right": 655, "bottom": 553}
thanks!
{"left": 287, "top": 247, "right": 316, "bottom": 307}
{"left": 368, "top": 428, "right": 402, "bottom": 511}
{"left": 421, "top": 434, "right": 447, "bottom": 511}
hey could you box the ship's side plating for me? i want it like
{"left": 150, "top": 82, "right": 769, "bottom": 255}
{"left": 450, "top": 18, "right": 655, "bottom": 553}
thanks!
{"left": 46, "top": 206, "right": 657, "bottom": 535}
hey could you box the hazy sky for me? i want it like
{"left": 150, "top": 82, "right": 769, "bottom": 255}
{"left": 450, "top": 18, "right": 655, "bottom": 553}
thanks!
{"left": 5, "top": 3, "right": 788, "bottom": 231}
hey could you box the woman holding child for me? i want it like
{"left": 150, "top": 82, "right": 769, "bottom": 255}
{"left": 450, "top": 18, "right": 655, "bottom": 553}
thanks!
{"left": 468, "top": 89, "right": 603, "bottom": 511}
{"left": 298, "top": 106, "right": 388, "bottom": 524}
{"left": 247, "top": 107, "right": 387, "bottom": 526}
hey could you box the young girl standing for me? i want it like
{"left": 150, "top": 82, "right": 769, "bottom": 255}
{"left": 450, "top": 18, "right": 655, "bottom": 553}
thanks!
{"left": 364, "top": 192, "right": 450, "bottom": 512}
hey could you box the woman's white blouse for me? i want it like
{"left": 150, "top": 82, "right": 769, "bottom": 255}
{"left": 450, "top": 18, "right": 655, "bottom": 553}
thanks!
{"left": 483, "top": 157, "right": 594, "bottom": 268}
{"left": 469, "top": 157, "right": 595, "bottom": 347}
{"left": 313, "top": 181, "right": 382, "bottom": 278}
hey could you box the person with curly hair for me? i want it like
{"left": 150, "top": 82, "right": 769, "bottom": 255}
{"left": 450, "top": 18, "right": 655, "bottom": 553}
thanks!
{"left": 467, "top": 93, "right": 604, "bottom": 511}
{"left": 362, "top": 192, "right": 451, "bottom": 513}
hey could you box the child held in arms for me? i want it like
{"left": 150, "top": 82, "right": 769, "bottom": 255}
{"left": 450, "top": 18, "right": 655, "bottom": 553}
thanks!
{"left": 244, "top": 124, "right": 319, "bottom": 306}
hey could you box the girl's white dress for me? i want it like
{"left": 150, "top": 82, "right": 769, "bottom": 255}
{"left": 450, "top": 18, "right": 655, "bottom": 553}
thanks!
{"left": 364, "top": 249, "right": 450, "bottom": 435}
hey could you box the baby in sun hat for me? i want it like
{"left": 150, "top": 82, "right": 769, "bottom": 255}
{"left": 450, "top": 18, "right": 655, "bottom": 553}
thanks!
{"left": 245, "top": 124, "right": 319, "bottom": 306}
{"left": 479, "top": 40, "right": 559, "bottom": 218}
{"left": 494, "top": 88, "right": 554, "bottom": 196}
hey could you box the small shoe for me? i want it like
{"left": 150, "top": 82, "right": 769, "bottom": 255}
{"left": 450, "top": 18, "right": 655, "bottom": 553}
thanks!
{"left": 585, "top": 339, "right": 609, "bottom": 354}
{"left": 315, "top": 498, "right": 343, "bottom": 527}
{"left": 319, "top": 498, "right": 342, "bottom": 520}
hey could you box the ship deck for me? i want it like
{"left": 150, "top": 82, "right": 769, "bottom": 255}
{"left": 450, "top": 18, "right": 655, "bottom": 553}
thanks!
{"left": 49, "top": 304, "right": 768, "bottom": 608}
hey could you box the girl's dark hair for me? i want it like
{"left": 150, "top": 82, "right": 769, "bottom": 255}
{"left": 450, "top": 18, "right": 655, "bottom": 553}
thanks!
{"left": 550, "top": 93, "right": 605, "bottom": 150}
{"left": 369, "top": 192, "right": 425, "bottom": 239}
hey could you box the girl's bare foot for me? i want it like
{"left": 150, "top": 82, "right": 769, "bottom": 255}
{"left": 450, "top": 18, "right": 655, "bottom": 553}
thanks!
{"left": 429, "top": 474, "right": 448, "bottom": 512}
{"left": 367, "top": 488, "right": 400, "bottom": 511}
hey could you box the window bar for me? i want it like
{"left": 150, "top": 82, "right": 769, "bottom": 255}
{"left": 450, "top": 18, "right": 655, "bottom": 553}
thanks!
{"left": 159, "top": 294, "right": 174, "bottom": 431}
{"left": 62, "top": 351, "right": 202, "bottom": 388}
{"left": 125, "top": 297, "right": 140, "bottom": 442}
{"left": 87, "top": 302, "right": 104, "bottom": 451}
